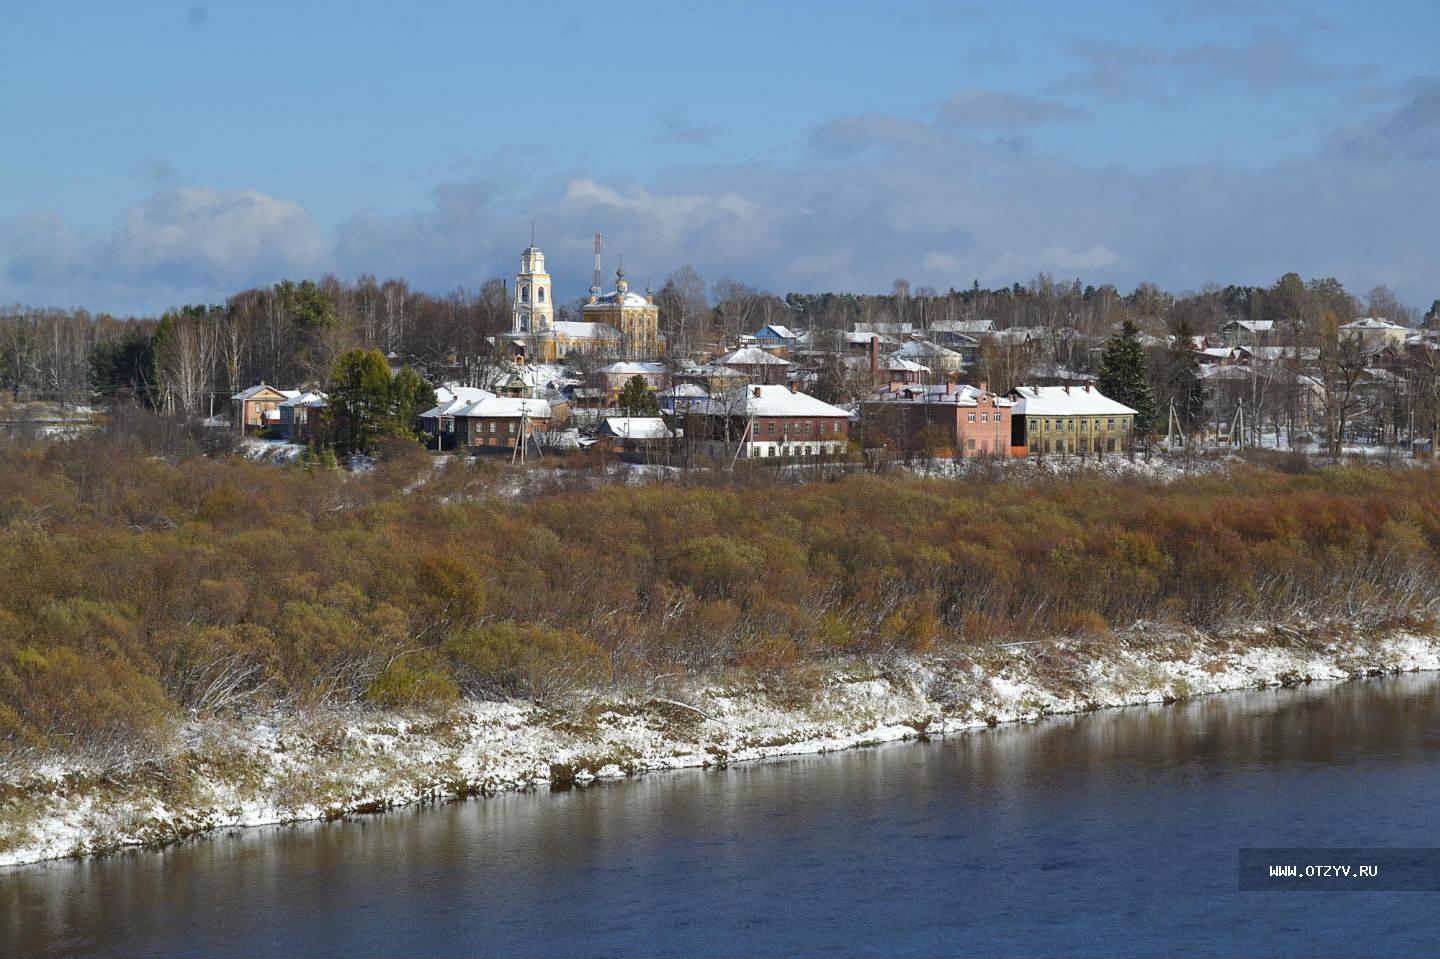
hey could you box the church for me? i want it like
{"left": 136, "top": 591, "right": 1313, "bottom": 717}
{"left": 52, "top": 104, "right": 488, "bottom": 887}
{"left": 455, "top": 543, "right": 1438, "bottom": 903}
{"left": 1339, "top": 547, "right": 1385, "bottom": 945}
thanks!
{"left": 509, "top": 241, "right": 661, "bottom": 363}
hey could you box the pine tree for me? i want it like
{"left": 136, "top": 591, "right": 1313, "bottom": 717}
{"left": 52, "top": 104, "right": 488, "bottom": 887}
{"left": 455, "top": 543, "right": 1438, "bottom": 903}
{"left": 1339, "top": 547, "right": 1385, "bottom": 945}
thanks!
{"left": 1098, "top": 319, "right": 1156, "bottom": 433}
{"left": 617, "top": 375, "right": 659, "bottom": 417}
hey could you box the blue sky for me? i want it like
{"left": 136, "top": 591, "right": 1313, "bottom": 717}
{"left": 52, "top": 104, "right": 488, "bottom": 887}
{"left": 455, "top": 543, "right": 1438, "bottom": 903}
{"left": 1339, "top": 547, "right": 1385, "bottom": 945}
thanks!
{"left": 2, "top": 0, "right": 1437, "bottom": 314}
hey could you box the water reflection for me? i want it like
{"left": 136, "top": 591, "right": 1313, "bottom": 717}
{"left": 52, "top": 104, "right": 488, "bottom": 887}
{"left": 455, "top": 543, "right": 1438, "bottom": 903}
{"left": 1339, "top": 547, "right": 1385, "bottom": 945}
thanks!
{"left": 4, "top": 674, "right": 1440, "bottom": 957}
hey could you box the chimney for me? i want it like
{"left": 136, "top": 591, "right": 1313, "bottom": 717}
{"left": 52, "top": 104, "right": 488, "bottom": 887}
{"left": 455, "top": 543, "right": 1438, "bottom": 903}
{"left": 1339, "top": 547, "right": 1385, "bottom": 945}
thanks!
{"left": 788, "top": 381, "right": 797, "bottom": 394}
{"left": 1064, "top": 385, "right": 1070, "bottom": 394}
{"left": 869, "top": 336, "right": 880, "bottom": 387}
{"left": 979, "top": 381, "right": 988, "bottom": 394}
{"left": 753, "top": 386, "right": 762, "bottom": 398}
{"left": 945, "top": 381, "right": 955, "bottom": 397}
{"left": 1084, "top": 382, "right": 1092, "bottom": 392}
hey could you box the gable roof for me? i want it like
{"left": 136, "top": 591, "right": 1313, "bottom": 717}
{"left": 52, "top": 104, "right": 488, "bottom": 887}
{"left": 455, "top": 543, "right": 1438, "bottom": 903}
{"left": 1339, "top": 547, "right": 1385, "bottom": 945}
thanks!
{"left": 716, "top": 346, "right": 793, "bottom": 367}
{"left": 600, "top": 417, "right": 673, "bottom": 439}
{"left": 452, "top": 396, "right": 552, "bottom": 419}
{"left": 231, "top": 384, "right": 299, "bottom": 402}
{"left": 712, "top": 384, "right": 849, "bottom": 418}
{"left": 755, "top": 324, "right": 799, "bottom": 340}
{"left": 1009, "top": 385, "right": 1137, "bottom": 416}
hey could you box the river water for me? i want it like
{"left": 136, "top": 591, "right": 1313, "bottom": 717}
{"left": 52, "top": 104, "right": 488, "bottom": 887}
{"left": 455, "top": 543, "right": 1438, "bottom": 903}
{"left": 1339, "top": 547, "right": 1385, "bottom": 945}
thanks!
{"left": 5, "top": 674, "right": 1440, "bottom": 957}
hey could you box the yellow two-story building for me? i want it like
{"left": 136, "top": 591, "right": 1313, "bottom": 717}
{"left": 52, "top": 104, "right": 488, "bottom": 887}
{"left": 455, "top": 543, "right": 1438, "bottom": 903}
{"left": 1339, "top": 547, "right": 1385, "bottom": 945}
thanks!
{"left": 1009, "top": 384, "right": 1137, "bottom": 455}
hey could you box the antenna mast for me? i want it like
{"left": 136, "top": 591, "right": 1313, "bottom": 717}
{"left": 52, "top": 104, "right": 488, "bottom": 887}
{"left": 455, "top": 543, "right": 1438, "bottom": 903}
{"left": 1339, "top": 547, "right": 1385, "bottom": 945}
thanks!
{"left": 593, "top": 232, "right": 603, "bottom": 291}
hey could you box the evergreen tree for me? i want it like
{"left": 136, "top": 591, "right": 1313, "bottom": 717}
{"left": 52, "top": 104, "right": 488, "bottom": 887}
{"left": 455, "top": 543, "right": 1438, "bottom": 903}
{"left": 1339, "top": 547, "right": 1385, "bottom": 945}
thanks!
{"left": 326, "top": 348, "right": 393, "bottom": 454}
{"left": 387, "top": 366, "right": 436, "bottom": 438}
{"left": 1098, "top": 319, "right": 1156, "bottom": 433}
{"left": 616, "top": 375, "right": 659, "bottom": 417}
{"left": 1160, "top": 318, "right": 1205, "bottom": 434}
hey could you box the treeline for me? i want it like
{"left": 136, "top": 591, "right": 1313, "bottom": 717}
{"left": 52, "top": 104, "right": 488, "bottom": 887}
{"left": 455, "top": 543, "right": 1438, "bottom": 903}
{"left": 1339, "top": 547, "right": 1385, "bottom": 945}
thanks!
{"left": 1, "top": 436, "right": 1436, "bottom": 762}
{"left": 5, "top": 267, "right": 1436, "bottom": 413}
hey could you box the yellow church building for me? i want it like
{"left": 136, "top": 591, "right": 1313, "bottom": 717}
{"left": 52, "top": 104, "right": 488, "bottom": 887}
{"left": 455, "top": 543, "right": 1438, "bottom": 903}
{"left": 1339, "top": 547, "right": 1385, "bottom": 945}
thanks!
{"left": 509, "top": 243, "right": 661, "bottom": 363}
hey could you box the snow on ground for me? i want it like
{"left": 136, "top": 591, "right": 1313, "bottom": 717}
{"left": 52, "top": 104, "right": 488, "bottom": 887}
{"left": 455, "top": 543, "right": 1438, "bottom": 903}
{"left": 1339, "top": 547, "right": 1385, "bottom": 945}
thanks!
{"left": 3, "top": 624, "right": 1437, "bottom": 867}
{"left": 239, "top": 438, "right": 306, "bottom": 464}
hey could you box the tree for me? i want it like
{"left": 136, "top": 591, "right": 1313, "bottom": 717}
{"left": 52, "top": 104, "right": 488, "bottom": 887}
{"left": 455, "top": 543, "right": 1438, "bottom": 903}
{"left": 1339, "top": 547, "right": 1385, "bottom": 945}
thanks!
{"left": 1098, "top": 319, "right": 1156, "bottom": 434}
{"left": 616, "top": 375, "right": 659, "bottom": 417}
{"left": 388, "top": 366, "right": 436, "bottom": 438}
{"left": 326, "top": 348, "right": 395, "bottom": 454}
{"left": 1155, "top": 318, "right": 1205, "bottom": 435}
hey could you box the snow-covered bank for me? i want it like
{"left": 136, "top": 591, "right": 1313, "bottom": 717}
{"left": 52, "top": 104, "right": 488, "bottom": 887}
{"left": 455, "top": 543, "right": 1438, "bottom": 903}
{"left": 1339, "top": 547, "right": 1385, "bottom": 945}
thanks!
{"left": 4, "top": 624, "right": 1438, "bottom": 867}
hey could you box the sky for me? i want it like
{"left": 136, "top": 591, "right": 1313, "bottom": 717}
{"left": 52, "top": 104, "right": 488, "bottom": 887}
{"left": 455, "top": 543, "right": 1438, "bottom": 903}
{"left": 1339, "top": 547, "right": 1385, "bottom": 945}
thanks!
{"left": 1, "top": 0, "right": 1437, "bottom": 316}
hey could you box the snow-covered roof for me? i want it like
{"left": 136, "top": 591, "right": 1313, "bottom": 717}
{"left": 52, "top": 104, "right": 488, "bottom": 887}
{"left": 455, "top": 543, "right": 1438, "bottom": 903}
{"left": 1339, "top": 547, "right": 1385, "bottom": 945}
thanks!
{"left": 231, "top": 384, "right": 299, "bottom": 401}
{"left": 716, "top": 346, "right": 793, "bottom": 367}
{"left": 892, "top": 340, "right": 960, "bottom": 359}
{"left": 755, "top": 324, "right": 799, "bottom": 340}
{"left": 421, "top": 388, "right": 497, "bottom": 419}
{"left": 677, "top": 364, "right": 744, "bottom": 378}
{"left": 452, "top": 396, "right": 552, "bottom": 419}
{"left": 845, "top": 331, "right": 900, "bottom": 346}
{"left": 711, "top": 385, "right": 849, "bottom": 418}
{"left": 658, "top": 383, "right": 709, "bottom": 398}
{"left": 278, "top": 390, "right": 327, "bottom": 409}
{"left": 600, "top": 417, "right": 674, "bottom": 440}
{"left": 597, "top": 361, "right": 666, "bottom": 376}
{"left": 1009, "top": 385, "right": 1137, "bottom": 416}
{"left": 434, "top": 386, "right": 494, "bottom": 406}
{"left": 1342, "top": 317, "right": 1406, "bottom": 331}
{"left": 929, "top": 319, "right": 996, "bottom": 334}
{"left": 1223, "top": 319, "right": 1274, "bottom": 332}
{"left": 552, "top": 321, "right": 622, "bottom": 339}
{"left": 881, "top": 356, "right": 931, "bottom": 373}
{"left": 867, "top": 384, "right": 1013, "bottom": 408}
{"left": 584, "top": 291, "right": 653, "bottom": 309}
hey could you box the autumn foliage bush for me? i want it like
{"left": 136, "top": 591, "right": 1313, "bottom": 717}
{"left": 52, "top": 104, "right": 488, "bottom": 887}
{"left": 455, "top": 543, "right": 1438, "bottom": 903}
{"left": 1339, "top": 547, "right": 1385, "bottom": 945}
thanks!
{"left": 2, "top": 431, "right": 1440, "bottom": 761}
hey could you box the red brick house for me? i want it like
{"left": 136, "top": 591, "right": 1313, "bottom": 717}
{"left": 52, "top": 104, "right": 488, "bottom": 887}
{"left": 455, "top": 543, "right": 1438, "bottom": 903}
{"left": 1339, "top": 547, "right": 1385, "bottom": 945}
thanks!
{"left": 859, "top": 383, "right": 1021, "bottom": 458}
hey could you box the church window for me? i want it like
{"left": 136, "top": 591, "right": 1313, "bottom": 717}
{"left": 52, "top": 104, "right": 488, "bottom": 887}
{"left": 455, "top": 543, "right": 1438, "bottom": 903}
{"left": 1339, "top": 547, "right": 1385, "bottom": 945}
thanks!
{"left": 521, "top": 285, "right": 529, "bottom": 302}
{"left": 538, "top": 288, "right": 546, "bottom": 302}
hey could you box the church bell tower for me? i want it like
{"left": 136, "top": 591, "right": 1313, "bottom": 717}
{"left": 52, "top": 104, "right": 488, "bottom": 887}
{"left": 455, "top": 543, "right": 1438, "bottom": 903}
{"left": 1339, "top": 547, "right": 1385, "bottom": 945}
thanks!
{"left": 511, "top": 240, "right": 553, "bottom": 335}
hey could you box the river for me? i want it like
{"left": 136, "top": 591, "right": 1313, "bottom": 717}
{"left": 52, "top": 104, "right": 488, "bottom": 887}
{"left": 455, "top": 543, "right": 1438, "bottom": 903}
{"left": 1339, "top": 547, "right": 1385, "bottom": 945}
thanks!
{"left": 5, "top": 674, "right": 1440, "bottom": 957}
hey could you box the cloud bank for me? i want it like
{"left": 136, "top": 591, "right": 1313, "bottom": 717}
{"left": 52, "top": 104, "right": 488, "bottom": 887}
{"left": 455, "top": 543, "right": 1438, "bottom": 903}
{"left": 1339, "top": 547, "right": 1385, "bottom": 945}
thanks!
{"left": 2, "top": 81, "right": 1437, "bottom": 315}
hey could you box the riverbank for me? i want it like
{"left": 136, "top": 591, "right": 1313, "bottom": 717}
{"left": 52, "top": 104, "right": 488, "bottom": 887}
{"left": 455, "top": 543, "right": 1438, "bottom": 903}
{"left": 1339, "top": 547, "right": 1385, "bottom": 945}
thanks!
{"left": 4, "top": 621, "right": 1437, "bottom": 867}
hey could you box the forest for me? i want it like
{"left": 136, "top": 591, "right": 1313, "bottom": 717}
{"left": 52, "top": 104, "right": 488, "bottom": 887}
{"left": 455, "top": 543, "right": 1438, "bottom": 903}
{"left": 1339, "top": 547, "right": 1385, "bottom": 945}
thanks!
{"left": 0, "top": 430, "right": 1436, "bottom": 769}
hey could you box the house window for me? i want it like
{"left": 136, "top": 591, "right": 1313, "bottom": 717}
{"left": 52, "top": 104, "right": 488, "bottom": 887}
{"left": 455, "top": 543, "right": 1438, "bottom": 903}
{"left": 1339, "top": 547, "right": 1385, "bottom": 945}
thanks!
{"left": 1122, "top": 417, "right": 1130, "bottom": 429}
{"left": 968, "top": 413, "right": 977, "bottom": 423}
{"left": 1107, "top": 438, "right": 1117, "bottom": 452}
{"left": 967, "top": 438, "right": 976, "bottom": 449}
{"left": 767, "top": 422, "right": 776, "bottom": 436}
{"left": 981, "top": 412, "right": 988, "bottom": 423}
{"left": 488, "top": 422, "right": 496, "bottom": 434}
{"left": 1108, "top": 418, "right": 1115, "bottom": 430}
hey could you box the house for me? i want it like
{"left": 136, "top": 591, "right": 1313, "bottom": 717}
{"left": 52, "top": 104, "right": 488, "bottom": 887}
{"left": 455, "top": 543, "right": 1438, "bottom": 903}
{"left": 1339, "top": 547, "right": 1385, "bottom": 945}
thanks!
{"left": 231, "top": 384, "right": 301, "bottom": 433}
{"left": 844, "top": 353, "right": 931, "bottom": 385}
{"left": 859, "top": 383, "right": 1021, "bottom": 458}
{"left": 714, "top": 346, "right": 794, "bottom": 385}
{"left": 1220, "top": 319, "right": 1274, "bottom": 348}
{"left": 594, "top": 361, "right": 668, "bottom": 403}
{"left": 1341, "top": 317, "right": 1409, "bottom": 351}
{"left": 675, "top": 363, "right": 747, "bottom": 396}
{"left": 276, "top": 391, "right": 327, "bottom": 442}
{"left": 1009, "top": 384, "right": 1138, "bottom": 455}
{"left": 451, "top": 396, "right": 553, "bottom": 450}
{"left": 753, "top": 324, "right": 801, "bottom": 353}
{"left": 702, "top": 384, "right": 849, "bottom": 459}
{"left": 657, "top": 383, "right": 709, "bottom": 415}
{"left": 599, "top": 417, "right": 674, "bottom": 451}
{"left": 927, "top": 330, "right": 982, "bottom": 365}
{"left": 890, "top": 339, "right": 964, "bottom": 374}
{"left": 930, "top": 318, "right": 996, "bottom": 336}
{"left": 419, "top": 387, "right": 496, "bottom": 448}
